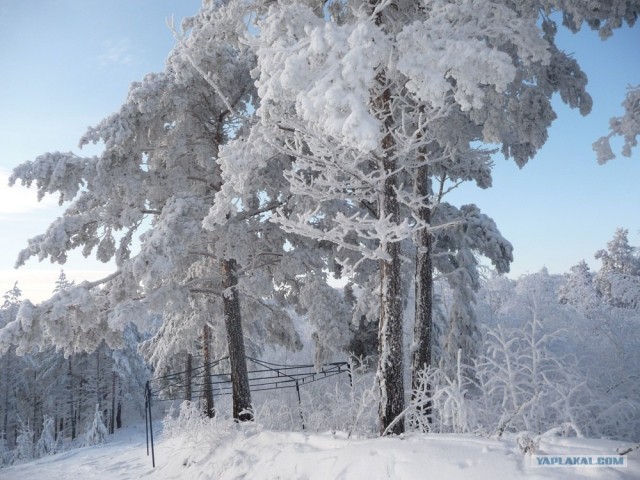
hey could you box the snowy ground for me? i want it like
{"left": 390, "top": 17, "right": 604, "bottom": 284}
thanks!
{"left": 3, "top": 422, "right": 638, "bottom": 479}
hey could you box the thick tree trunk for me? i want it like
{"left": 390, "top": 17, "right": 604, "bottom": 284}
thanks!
{"left": 375, "top": 73, "right": 405, "bottom": 435}
{"left": 369, "top": 0, "right": 405, "bottom": 432}
{"left": 221, "top": 258, "right": 253, "bottom": 421}
{"left": 202, "top": 324, "right": 215, "bottom": 418}
{"left": 411, "top": 164, "right": 433, "bottom": 423}
{"left": 378, "top": 211, "right": 404, "bottom": 435}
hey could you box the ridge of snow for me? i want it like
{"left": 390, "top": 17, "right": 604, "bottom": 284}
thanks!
{"left": 3, "top": 421, "right": 638, "bottom": 479}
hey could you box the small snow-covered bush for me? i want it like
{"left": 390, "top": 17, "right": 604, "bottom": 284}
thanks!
{"left": 35, "top": 415, "right": 58, "bottom": 457}
{"left": 11, "top": 419, "right": 34, "bottom": 464}
{"left": 0, "top": 433, "right": 11, "bottom": 466}
{"left": 299, "top": 362, "right": 378, "bottom": 436}
{"left": 248, "top": 359, "right": 377, "bottom": 436}
{"left": 162, "top": 400, "right": 211, "bottom": 439}
{"left": 407, "top": 349, "right": 477, "bottom": 434}
{"left": 84, "top": 405, "right": 109, "bottom": 447}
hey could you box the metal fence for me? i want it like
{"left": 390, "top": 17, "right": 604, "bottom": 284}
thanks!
{"left": 144, "top": 356, "right": 350, "bottom": 467}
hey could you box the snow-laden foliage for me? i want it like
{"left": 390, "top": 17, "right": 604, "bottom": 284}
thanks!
{"left": 239, "top": 0, "right": 636, "bottom": 433}
{"left": 154, "top": 231, "right": 640, "bottom": 442}
{"left": 1, "top": 0, "right": 355, "bottom": 387}
{"left": 35, "top": 416, "right": 58, "bottom": 458}
{"left": 298, "top": 278, "right": 352, "bottom": 367}
{"left": 84, "top": 405, "right": 109, "bottom": 447}
{"left": 253, "top": 0, "right": 531, "bottom": 263}
{"left": 594, "top": 86, "right": 640, "bottom": 163}
{"left": 11, "top": 420, "right": 34, "bottom": 465}
{"left": 408, "top": 350, "right": 477, "bottom": 435}
{"left": 2, "top": 0, "right": 639, "bottom": 446}
{"left": 162, "top": 362, "right": 377, "bottom": 437}
{"left": 402, "top": 266, "right": 640, "bottom": 441}
{"left": 0, "top": 275, "right": 149, "bottom": 460}
{"left": 593, "top": 228, "right": 640, "bottom": 309}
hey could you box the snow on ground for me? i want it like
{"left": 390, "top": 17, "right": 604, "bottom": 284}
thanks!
{"left": 3, "top": 422, "right": 638, "bottom": 479}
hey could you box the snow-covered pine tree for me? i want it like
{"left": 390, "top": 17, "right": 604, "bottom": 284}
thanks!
{"left": 2, "top": 1, "right": 346, "bottom": 424}
{"left": 35, "top": 415, "right": 57, "bottom": 457}
{"left": 0, "top": 284, "right": 22, "bottom": 449}
{"left": 246, "top": 0, "right": 638, "bottom": 435}
{"left": 558, "top": 235, "right": 640, "bottom": 439}
{"left": 11, "top": 419, "right": 33, "bottom": 464}
{"left": 250, "top": 0, "right": 555, "bottom": 434}
{"left": 594, "top": 228, "right": 640, "bottom": 309}
{"left": 84, "top": 404, "right": 108, "bottom": 447}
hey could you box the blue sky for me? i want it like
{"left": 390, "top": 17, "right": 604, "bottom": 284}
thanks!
{"left": 0, "top": 0, "right": 201, "bottom": 301}
{"left": 448, "top": 23, "right": 640, "bottom": 278}
{"left": 0, "top": 0, "right": 639, "bottom": 302}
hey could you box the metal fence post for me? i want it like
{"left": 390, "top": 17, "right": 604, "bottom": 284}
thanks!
{"left": 145, "top": 381, "right": 156, "bottom": 468}
{"left": 145, "top": 381, "right": 149, "bottom": 456}
{"left": 295, "top": 380, "right": 305, "bottom": 430}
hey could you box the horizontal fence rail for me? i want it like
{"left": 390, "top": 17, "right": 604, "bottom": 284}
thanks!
{"left": 147, "top": 356, "right": 350, "bottom": 400}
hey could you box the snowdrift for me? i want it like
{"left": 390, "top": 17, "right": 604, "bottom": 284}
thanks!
{"left": 4, "top": 422, "right": 638, "bottom": 479}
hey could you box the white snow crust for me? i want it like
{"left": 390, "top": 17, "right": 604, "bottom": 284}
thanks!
{"left": 3, "top": 422, "right": 638, "bottom": 479}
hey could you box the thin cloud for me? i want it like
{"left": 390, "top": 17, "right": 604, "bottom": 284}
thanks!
{"left": 99, "top": 38, "right": 136, "bottom": 66}
{"left": 0, "top": 170, "right": 59, "bottom": 219}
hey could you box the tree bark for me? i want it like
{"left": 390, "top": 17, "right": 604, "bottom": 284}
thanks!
{"left": 110, "top": 372, "right": 116, "bottom": 435}
{"left": 202, "top": 324, "right": 215, "bottom": 418}
{"left": 411, "top": 164, "right": 433, "bottom": 423}
{"left": 369, "top": 0, "right": 405, "bottom": 433}
{"left": 116, "top": 401, "right": 122, "bottom": 430}
{"left": 96, "top": 346, "right": 101, "bottom": 410}
{"left": 2, "top": 349, "right": 11, "bottom": 445}
{"left": 374, "top": 66, "right": 405, "bottom": 435}
{"left": 32, "top": 370, "right": 39, "bottom": 442}
{"left": 221, "top": 258, "right": 253, "bottom": 421}
{"left": 378, "top": 195, "right": 404, "bottom": 435}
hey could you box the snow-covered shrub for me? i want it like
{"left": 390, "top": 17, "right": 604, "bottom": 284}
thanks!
{"left": 0, "top": 433, "right": 10, "bottom": 466}
{"left": 11, "top": 419, "right": 34, "bottom": 464}
{"left": 300, "top": 362, "right": 378, "bottom": 436}
{"left": 474, "top": 318, "right": 586, "bottom": 436}
{"left": 35, "top": 415, "right": 58, "bottom": 457}
{"left": 84, "top": 405, "right": 109, "bottom": 447}
{"left": 159, "top": 359, "right": 375, "bottom": 438}
{"left": 162, "top": 400, "right": 211, "bottom": 439}
{"left": 248, "top": 364, "right": 376, "bottom": 436}
{"left": 407, "top": 349, "right": 477, "bottom": 434}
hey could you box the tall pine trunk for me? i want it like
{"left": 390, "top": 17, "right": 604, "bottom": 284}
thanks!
{"left": 202, "top": 324, "right": 215, "bottom": 418}
{"left": 411, "top": 164, "right": 433, "bottom": 422}
{"left": 110, "top": 372, "right": 116, "bottom": 435}
{"left": 221, "top": 259, "right": 253, "bottom": 421}
{"left": 373, "top": 57, "right": 405, "bottom": 434}
{"left": 378, "top": 178, "right": 404, "bottom": 435}
{"left": 95, "top": 345, "right": 101, "bottom": 411}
